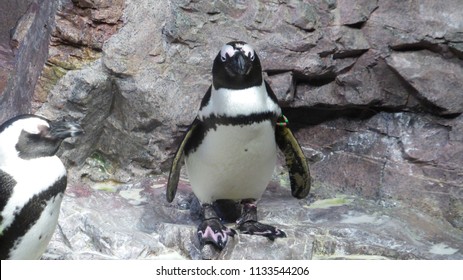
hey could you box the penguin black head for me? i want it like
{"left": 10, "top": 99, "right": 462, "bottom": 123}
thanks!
{"left": 0, "top": 114, "right": 84, "bottom": 161}
{"left": 212, "top": 41, "right": 263, "bottom": 90}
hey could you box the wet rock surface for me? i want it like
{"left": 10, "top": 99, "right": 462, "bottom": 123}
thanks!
{"left": 3, "top": 0, "right": 462, "bottom": 259}
{"left": 43, "top": 170, "right": 462, "bottom": 260}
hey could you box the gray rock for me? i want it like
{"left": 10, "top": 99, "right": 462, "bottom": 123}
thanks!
{"left": 386, "top": 51, "right": 463, "bottom": 115}
{"left": 44, "top": 170, "right": 463, "bottom": 260}
{"left": 329, "top": 26, "right": 370, "bottom": 59}
{"left": 0, "top": 0, "right": 57, "bottom": 123}
{"left": 337, "top": 0, "right": 378, "bottom": 26}
{"left": 300, "top": 111, "right": 463, "bottom": 233}
{"left": 363, "top": 0, "right": 463, "bottom": 69}
{"left": 266, "top": 72, "right": 294, "bottom": 103}
{"left": 42, "top": 176, "right": 175, "bottom": 260}
{"left": 293, "top": 51, "right": 380, "bottom": 107}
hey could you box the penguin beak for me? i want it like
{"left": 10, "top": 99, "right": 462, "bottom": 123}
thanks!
{"left": 49, "top": 119, "right": 84, "bottom": 139}
{"left": 229, "top": 51, "right": 252, "bottom": 76}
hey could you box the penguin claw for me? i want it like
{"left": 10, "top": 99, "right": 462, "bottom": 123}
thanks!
{"left": 238, "top": 221, "right": 286, "bottom": 240}
{"left": 197, "top": 219, "right": 236, "bottom": 250}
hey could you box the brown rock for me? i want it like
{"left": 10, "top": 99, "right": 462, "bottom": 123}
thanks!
{"left": 33, "top": 0, "right": 123, "bottom": 110}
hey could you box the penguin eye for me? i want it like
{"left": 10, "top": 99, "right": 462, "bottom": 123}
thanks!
{"left": 220, "top": 45, "right": 235, "bottom": 62}
{"left": 241, "top": 44, "right": 255, "bottom": 61}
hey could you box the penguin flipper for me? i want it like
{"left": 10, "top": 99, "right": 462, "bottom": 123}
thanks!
{"left": 166, "top": 120, "right": 198, "bottom": 203}
{"left": 275, "top": 119, "right": 311, "bottom": 199}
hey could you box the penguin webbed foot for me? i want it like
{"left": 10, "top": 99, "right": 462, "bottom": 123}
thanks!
{"left": 197, "top": 203, "right": 235, "bottom": 250}
{"left": 237, "top": 220, "right": 286, "bottom": 240}
{"left": 197, "top": 218, "right": 236, "bottom": 250}
{"left": 236, "top": 199, "right": 286, "bottom": 240}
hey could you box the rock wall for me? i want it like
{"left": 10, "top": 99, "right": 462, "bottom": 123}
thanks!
{"left": 33, "top": 0, "right": 124, "bottom": 108}
{"left": 28, "top": 0, "right": 463, "bottom": 259}
{"left": 0, "top": 0, "right": 57, "bottom": 122}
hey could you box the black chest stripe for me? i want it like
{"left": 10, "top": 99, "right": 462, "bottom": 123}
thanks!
{"left": 184, "top": 111, "right": 278, "bottom": 156}
{"left": 0, "top": 175, "right": 67, "bottom": 259}
{"left": 204, "top": 111, "right": 278, "bottom": 128}
{"left": 0, "top": 170, "right": 17, "bottom": 225}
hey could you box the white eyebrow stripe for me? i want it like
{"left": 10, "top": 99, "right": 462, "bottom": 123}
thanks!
{"left": 241, "top": 44, "right": 255, "bottom": 59}
{"left": 220, "top": 45, "right": 235, "bottom": 60}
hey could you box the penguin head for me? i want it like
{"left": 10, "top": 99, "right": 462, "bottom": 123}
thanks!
{"left": 212, "top": 41, "right": 263, "bottom": 90}
{"left": 0, "top": 114, "right": 83, "bottom": 161}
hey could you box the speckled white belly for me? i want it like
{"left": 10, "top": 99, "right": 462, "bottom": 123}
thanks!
{"left": 185, "top": 120, "right": 277, "bottom": 203}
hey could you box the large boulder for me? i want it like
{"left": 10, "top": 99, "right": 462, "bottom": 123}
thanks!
{"left": 386, "top": 51, "right": 463, "bottom": 115}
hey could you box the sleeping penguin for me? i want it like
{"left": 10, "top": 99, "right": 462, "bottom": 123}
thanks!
{"left": 0, "top": 114, "right": 83, "bottom": 259}
{"left": 167, "top": 41, "right": 310, "bottom": 250}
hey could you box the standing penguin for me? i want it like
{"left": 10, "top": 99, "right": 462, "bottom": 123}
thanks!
{"left": 0, "top": 114, "right": 83, "bottom": 259}
{"left": 167, "top": 41, "right": 310, "bottom": 250}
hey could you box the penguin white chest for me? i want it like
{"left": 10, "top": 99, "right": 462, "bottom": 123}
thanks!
{"left": 1, "top": 156, "right": 66, "bottom": 259}
{"left": 7, "top": 193, "right": 64, "bottom": 260}
{"left": 185, "top": 120, "right": 277, "bottom": 203}
{"left": 1, "top": 157, "right": 66, "bottom": 227}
